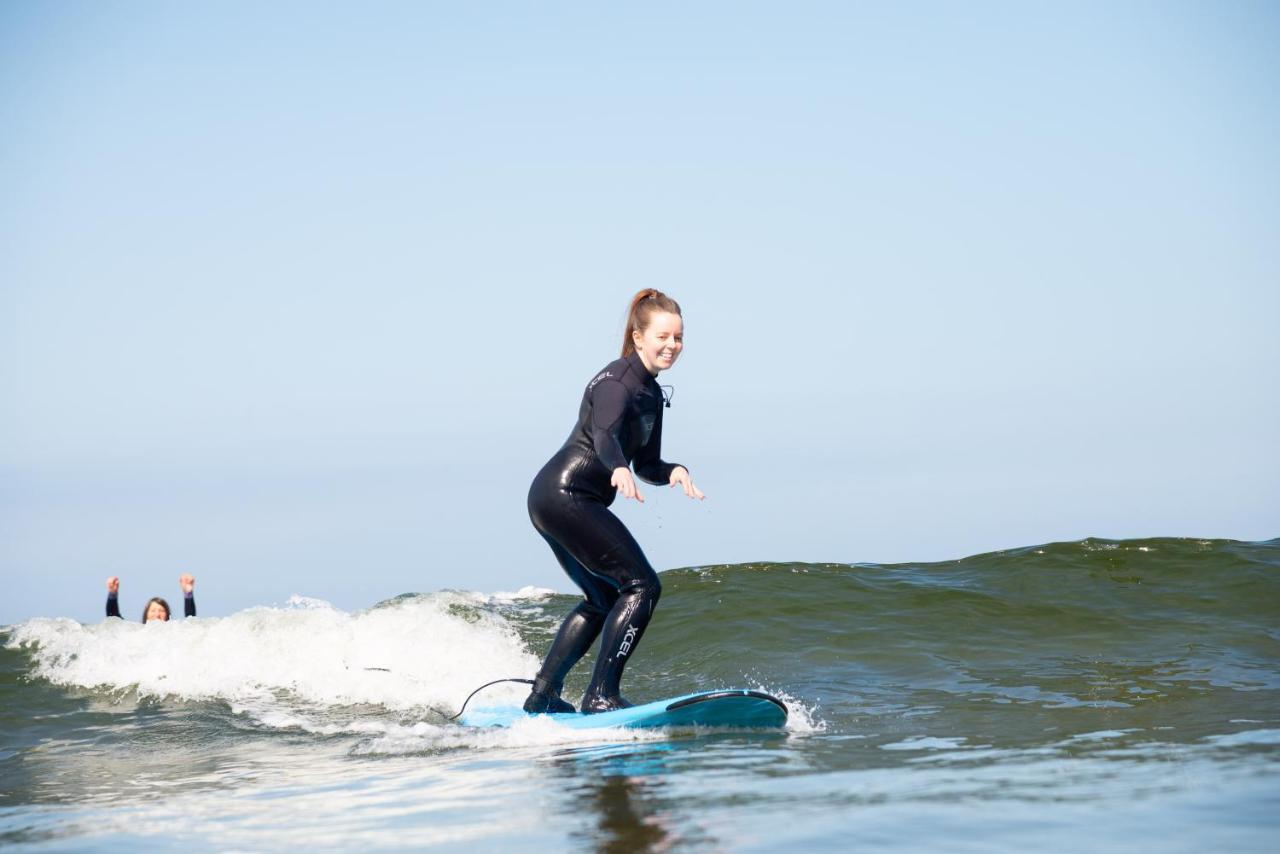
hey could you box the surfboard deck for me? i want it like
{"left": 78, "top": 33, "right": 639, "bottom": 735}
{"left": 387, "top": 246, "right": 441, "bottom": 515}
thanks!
{"left": 460, "top": 689, "right": 788, "bottom": 730}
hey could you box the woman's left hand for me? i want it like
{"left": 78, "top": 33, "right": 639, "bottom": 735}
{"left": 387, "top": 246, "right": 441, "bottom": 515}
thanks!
{"left": 669, "top": 466, "right": 705, "bottom": 500}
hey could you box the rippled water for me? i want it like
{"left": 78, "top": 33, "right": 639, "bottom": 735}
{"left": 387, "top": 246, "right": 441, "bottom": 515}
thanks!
{"left": 3, "top": 537, "right": 1277, "bottom": 850}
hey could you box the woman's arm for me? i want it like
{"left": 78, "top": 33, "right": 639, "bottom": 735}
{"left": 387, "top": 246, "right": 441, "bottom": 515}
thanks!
{"left": 632, "top": 403, "right": 681, "bottom": 486}
{"left": 632, "top": 399, "right": 704, "bottom": 499}
{"left": 180, "top": 574, "right": 196, "bottom": 617}
{"left": 106, "top": 576, "right": 121, "bottom": 619}
{"left": 588, "top": 379, "right": 630, "bottom": 472}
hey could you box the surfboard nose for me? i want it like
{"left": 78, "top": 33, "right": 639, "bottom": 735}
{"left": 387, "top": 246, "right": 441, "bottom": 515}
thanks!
{"left": 661, "top": 690, "right": 789, "bottom": 728}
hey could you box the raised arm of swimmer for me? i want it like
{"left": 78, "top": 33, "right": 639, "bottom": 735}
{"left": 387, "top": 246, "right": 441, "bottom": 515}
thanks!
{"left": 106, "top": 576, "right": 122, "bottom": 619}
{"left": 103, "top": 574, "right": 197, "bottom": 621}
{"left": 180, "top": 573, "right": 196, "bottom": 617}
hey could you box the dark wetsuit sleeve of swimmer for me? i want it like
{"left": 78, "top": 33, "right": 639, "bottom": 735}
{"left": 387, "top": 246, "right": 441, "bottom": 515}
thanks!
{"left": 589, "top": 379, "right": 630, "bottom": 472}
{"left": 106, "top": 593, "right": 121, "bottom": 619}
{"left": 633, "top": 402, "right": 682, "bottom": 485}
{"left": 184, "top": 593, "right": 196, "bottom": 618}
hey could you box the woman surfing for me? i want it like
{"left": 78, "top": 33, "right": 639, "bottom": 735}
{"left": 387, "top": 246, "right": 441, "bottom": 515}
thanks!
{"left": 523, "top": 289, "right": 704, "bottom": 714}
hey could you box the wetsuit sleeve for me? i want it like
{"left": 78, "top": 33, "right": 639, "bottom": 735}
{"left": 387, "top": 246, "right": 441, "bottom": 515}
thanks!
{"left": 106, "top": 593, "right": 121, "bottom": 619}
{"left": 633, "top": 402, "right": 682, "bottom": 486}
{"left": 589, "top": 379, "right": 631, "bottom": 471}
{"left": 184, "top": 592, "right": 196, "bottom": 618}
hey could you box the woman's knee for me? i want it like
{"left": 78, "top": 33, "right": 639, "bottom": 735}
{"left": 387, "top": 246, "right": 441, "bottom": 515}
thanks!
{"left": 621, "top": 572, "right": 661, "bottom": 603}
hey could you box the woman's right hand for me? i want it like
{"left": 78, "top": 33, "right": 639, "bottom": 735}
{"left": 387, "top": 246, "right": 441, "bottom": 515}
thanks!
{"left": 106, "top": 576, "right": 120, "bottom": 594}
{"left": 611, "top": 467, "right": 645, "bottom": 502}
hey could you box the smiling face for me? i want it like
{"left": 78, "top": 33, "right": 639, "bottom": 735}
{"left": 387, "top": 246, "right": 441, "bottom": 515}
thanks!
{"left": 144, "top": 599, "right": 170, "bottom": 623}
{"left": 631, "top": 311, "right": 684, "bottom": 375}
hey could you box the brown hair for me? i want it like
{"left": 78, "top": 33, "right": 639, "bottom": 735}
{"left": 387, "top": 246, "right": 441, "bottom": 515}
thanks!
{"left": 621, "top": 289, "right": 682, "bottom": 357}
{"left": 141, "top": 597, "right": 171, "bottom": 623}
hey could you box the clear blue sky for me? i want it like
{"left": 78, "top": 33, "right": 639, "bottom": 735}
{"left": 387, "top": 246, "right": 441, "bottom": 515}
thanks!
{"left": 3, "top": 1, "right": 1277, "bottom": 626}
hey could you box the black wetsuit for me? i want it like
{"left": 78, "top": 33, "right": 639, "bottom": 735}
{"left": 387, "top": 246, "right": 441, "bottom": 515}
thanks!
{"left": 526, "top": 350, "right": 681, "bottom": 713}
{"left": 107, "top": 593, "right": 196, "bottom": 620}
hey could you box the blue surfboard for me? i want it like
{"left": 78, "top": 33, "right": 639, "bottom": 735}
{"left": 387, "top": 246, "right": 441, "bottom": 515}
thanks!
{"left": 460, "top": 689, "right": 788, "bottom": 730}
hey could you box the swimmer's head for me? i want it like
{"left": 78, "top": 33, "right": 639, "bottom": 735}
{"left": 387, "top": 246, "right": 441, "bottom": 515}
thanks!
{"left": 622, "top": 290, "right": 683, "bottom": 374}
{"left": 142, "top": 597, "right": 171, "bottom": 623}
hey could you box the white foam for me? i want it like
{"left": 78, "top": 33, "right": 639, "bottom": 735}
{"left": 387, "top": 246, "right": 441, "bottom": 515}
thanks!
{"left": 1203, "top": 728, "right": 1280, "bottom": 747}
{"left": 1066, "top": 729, "right": 1132, "bottom": 742}
{"left": 472, "top": 586, "right": 556, "bottom": 604}
{"left": 746, "top": 683, "right": 826, "bottom": 734}
{"left": 6, "top": 592, "right": 539, "bottom": 715}
{"left": 882, "top": 736, "right": 970, "bottom": 751}
{"left": 354, "top": 715, "right": 671, "bottom": 755}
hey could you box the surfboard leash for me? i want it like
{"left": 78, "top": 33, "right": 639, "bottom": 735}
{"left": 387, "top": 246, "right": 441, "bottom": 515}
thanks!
{"left": 446, "top": 678, "right": 534, "bottom": 721}
{"left": 349, "top": 666, "right": 533, "bottom": 722}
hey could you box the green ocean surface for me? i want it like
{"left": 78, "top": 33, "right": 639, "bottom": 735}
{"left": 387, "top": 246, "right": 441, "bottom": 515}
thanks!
{"left": 2, "top": 537, "right": 1277, "bottom": 850}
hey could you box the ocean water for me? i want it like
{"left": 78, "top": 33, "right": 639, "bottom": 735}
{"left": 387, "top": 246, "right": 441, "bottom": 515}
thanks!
{"left": 2, "top": 537, "right": 1277, "bottom": 851}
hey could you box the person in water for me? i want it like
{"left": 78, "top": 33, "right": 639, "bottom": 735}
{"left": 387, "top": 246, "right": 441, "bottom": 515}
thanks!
{"left": 524, "top": 289, "right": 705, "bottom": 715}
{"left": 106, "top": 574, "right": 197, "bottom": 622}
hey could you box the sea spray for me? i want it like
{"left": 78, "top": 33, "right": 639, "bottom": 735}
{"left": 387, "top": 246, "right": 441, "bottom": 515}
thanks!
{"left": 8, "top": 591, "right": 543, "bottom": 715}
